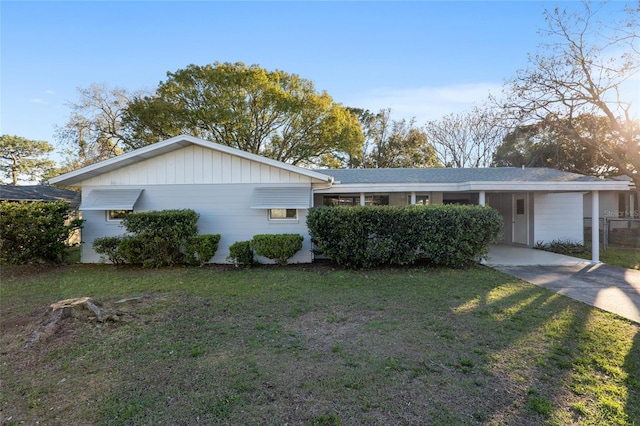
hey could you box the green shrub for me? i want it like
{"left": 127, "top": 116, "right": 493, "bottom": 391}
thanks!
{"left": 251, "top": 234, "right": 304, "bottom": 265}
{"left": 307, "top": 205, "right": 502, "bottom": 269}
{"left": 535, "top": 239, "right": 589, "bottom": 255}
{"left": 184, "top": 234, "right": 221, "bottom": 266}
{"left": 227, "top": 241, "right": 255, "bottom": 267}
{"left": 93, "top": 236, "right": 124, "bottom": 264}
{"left": 0, "top": 200, "right": 83, "bottom": 264}
{"left": 119, "top": 209, "right": 199, "bottom": 267}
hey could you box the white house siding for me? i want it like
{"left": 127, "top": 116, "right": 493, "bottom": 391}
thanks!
{"left": 77, "top": 145, "right": 318, "bottom": 264}
{"left": 81, "top": 184, "right": 314, "bottom": 264}
{"left": 534, "top": 192, "right": 584, "bottom": 245}
{"left": 80, "top": 145, "right": 312, "bottom": 186}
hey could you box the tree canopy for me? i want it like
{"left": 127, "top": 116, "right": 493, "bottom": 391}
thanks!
{"left": 492, "top": 114, "right": 620, "bottom": 177}
{"left": 122, "top": 62, "right": 363, "bottom": 166}
{"left": 501, "top": 1, "right": 639, "bottom": 191}
{"left": 0, "top": 135, "right": 56, "bottom": 185}
{"left": 341, "top": 108, "right": 440, "bottom": 169}
{"left": 55, "top": 83, "right": 143, "bottom": 170}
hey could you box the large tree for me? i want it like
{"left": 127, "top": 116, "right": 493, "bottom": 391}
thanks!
{"left": 55, "top": 83, "right": 143, "bottom": 170}
{"left": 343, "top": 108, "right": 440, "bottom": 169}
{"left": 0, "top": 135, "right": 56, "bottom": 185}
{"left": 123, "top": 62, "right": 363, "bottom": 167}
{"left": 501, "top": 1, "right": 640, "bottom": 194}
{"left": 492, "top": 114, "right": 619, "bottom": 177}
{"left": 423, "top": 106, "right": 507, "bottom": 168}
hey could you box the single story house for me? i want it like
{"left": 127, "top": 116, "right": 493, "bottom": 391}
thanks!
{"left": 48, "top": 135, "right": 631, "bottom": 264}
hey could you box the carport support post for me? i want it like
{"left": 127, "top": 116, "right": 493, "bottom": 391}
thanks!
{"left": 592, "top": 190, "right": 600, "bottom": 263}
{"left": 479, "top": 191, "right": 486, "bottom": 207}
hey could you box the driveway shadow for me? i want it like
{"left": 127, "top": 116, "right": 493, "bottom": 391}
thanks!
{"left": 494, "top": 263, "right": 640, "bottom": 324}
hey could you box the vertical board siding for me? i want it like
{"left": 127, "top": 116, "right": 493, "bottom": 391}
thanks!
{"left": 80, "top": 146, "right": 313, "bottom": 186}
{"left": 534, "top": 192, "right": 584, "bottom": 244}
{"left": 80, "top": 184, "right": 314, "bottom": 264}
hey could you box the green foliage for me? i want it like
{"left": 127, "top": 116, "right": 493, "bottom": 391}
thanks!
{"left": 492, "top": 116, "right": 618, "bottom": 177}
{"left": 184, "top": 234, "right": 221, "bottom": 266}
{"left": 250, "top": 234, "right": 304, "bottom": 265}
{"left": 93, "top": 236, "right": 125, "bottom": 264}
{"left": 344, "top": 108, "right": 441, "bottom": 169}
{"left": 0, "top": 200, "right": 83, "bottom": 264}
{"left": 0, "top": 135, "right": 56, "bottom": 184}
{"left": 119, "top": 209, "right": 199, "bottom": 267}
{"left": 123, "top": 62, "right": 364, "bottom": 166}
{"left": 535, "top": 239, "right": 590, "bottom": 255}
{"left": 307, "top": 205, "right": 502, "bottom": 269}
{"left": 227, "top": 241, "right": 255, "bottom": 267}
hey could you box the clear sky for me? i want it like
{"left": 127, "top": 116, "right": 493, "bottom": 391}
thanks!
{"left": 1, "top": 1, "right": 635, "bottom": 157}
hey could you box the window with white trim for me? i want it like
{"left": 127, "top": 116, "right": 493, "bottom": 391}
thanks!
{"left": 107, "top": 210, "right": 132, "bottom": 222}
{"left": 269, "top": 209, "right": 298, "bottom": 220}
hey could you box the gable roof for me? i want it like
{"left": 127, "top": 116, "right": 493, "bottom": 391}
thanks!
{"left": 48, "top": 135, "right": 334, "bottom": 186}
{"left": 315, "top": 167, "right": 630, "bottom": 192}
{"left": 0, "top": 185, "right": 81, "bottom": 208}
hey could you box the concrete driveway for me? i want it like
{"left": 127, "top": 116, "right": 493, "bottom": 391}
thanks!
{"left": 482, "top": 245, "right": 640, "bottom": 324}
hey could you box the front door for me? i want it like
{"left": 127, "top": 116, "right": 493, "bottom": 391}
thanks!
{"left": 513, "top": 193, "right": 528, "bottom": 245}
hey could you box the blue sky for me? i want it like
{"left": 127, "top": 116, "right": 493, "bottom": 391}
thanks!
{"left": 1, "top": 1, "right": 634, "bottom": 157}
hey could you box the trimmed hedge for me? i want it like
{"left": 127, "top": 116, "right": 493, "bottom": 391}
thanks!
{"left": 251, "top": 234, "right": 304, "bottom": 265}
{"left": 185, "top": 234, "right": 221, "bottom": 266}
{"left": 93, "top": 236, "right": 125, "bottom": 264}
{"left": 92, "top": 209, "right": 219, "bottom": 267}
{"left": 307, "top": 205, "right": 502, "bottom": 269}
{"left": 0, "top": 200, "right": 83, "bottom": 264}
{"left": 227, "top": 241, "right": 255, "bottom": 267}
{"left": 119, "top": 209, "right": 199, "bottom": 267}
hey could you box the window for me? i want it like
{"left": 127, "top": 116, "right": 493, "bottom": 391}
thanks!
{"left": 107, "top": 210, "right": 132, "bottom": 221}
{"left": 269, "top": 209, "right": 297, "bottom": 220}
{"left": 323, "top": 195, "right": 360, "bottom": 207}
{"left": 408, "top": 194, "right": 430, "bottom": 205}
{"left": 323, "top": 194, "right": 390, "bottom": 207}
{"left": 516, "top": 199, "right": 525, "bottom": 215}
{"left": 364, "top": 194, "right": 389, "bottom": 206}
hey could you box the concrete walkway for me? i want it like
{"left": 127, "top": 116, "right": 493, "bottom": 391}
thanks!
{"left": 483, "top": 245, "right": 640, "bottom": 324}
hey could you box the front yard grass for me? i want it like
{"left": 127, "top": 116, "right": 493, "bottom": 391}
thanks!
{"left": 574, "top": 247, "right": 640, "bottom": 270}
{"left": 1, "top": 263, "right": 639, "bottom": 425}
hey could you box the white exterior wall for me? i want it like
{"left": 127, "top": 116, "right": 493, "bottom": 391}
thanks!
{"left": 81, "top": 145, "right": 312, "bottom": 186}
{"left": 79, "top": 145, "right": 317, "bottom": 264}
{"left": 81, "top": 184, "right": 313, "bottom": 264}
{"left": 534, "top": 192, "right": 584, "bottom": 244}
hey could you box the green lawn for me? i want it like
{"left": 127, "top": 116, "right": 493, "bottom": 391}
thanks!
{"left": 1, "top": 263, "right": 639, "bottom": 425}
{"left": 575, "top": 247, "right": 640, "bottom": 270}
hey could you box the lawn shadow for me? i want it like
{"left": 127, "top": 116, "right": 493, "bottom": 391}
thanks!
{"left": 458, "top": 267, "right": 640, "bottom": 424}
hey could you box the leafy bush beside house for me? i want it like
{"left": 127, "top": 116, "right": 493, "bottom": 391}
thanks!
{"left": 92, "top": 209, "right": 220, "bottom": 267}
{"left": 251, "top": 234, "right": 304, "bottom": 265}
{"left": 227, "top": 241, "right": 255, "bottom": 267}
{"left": 307, "top": 205, "right": 502, "bottom": 269}
{"left": 0, "top": 200, "right": 83, "bottom": 264}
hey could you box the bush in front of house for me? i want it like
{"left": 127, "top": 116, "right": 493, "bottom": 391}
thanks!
{"left": 184, "top": 234, "right": 221, "bottom": 266}
{"left": 227, "top": 240, "right": 255, "bottom": 267}
{"left": 119, "top": 209, "right": 199, "bottom": 267}
{"left": 250, "top": 234, "right": 304, "bottom": 265}
{"left": 306, "top": 205, "right": 502, "bottom": 269}
{"left": 0, "top": 200, "right": 83, "bottom": 264}
{"left": 93, "top": 236, "right": 125, "bottom": 264}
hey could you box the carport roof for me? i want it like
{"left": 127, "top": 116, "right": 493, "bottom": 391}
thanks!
{"left": 314, "top": 167, "right": 631, "bottom": 192}
{"left": 318, "top": 167, "right": 605, "bottom": 184}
